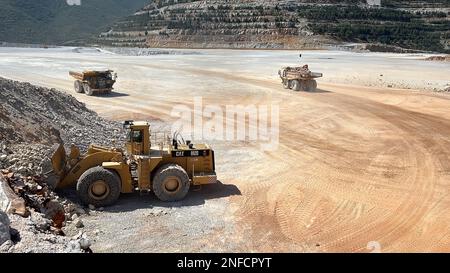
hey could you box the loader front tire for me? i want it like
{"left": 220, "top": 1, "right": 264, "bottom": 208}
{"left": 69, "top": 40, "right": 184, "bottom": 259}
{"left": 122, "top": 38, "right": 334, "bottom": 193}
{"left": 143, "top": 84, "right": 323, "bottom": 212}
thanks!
{"left": 152, "top": 164, "right": 190, "bottom": 202}
{"left": 282, "top": 80, "right": 291, "bottom": 89}
{"left": 74, "top": 80, "right": 84, "bottom": 93}
{"left": 77, "top": 166, "right": 121, "bottom": 207}
{"left": 83, "top": 83, "right": 93, "bottom": 96}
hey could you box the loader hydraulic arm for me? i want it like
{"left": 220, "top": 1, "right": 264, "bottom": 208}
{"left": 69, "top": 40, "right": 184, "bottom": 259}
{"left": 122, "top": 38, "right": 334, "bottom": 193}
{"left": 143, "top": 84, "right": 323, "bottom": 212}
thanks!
{"left": 49, "top": 144, "right": 124, "bottom": 189}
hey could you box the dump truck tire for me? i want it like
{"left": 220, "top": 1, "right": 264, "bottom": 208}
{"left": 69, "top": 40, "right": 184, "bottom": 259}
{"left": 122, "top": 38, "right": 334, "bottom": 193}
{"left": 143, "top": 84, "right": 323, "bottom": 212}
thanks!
{"left": 292, "top": 80, "right": 301, "bottom": 91}
{"left": 310, "top": 80, "right": 318, "bottom": 91}
{"left": 301, "top": 80, "right": 309, "bottom": 91}
{"left": 76, "top": 166, "right": 121, "bottom": 207}
{"left": 83, "top": 83, "right": 93, "bottom": 96}
{"left": 74, "top": 80, "right": 84, "bottom": 93}
{"left": 152, "top": 164, "right": 190, "bottom": 202}
{"left": 303, "top": 80, "right": 317, "bottom": 92}
{"left": 282, "top": 80, "right": 291, "bottom": 89}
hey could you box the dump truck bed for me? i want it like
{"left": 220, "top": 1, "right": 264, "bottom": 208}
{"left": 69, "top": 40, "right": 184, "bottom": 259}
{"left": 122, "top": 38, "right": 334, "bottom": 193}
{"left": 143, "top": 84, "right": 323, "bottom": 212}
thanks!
{"left": 69, "top": 70, "right": 113, "bottom": 81}
{"left": 283, "top": 72, "right": 323, "bottom": 80}
{"left": 281, "top": 70, "right": 323, "bottom": 80}
{"left": 69, "top": 71, "right": 85, "bottom": 81}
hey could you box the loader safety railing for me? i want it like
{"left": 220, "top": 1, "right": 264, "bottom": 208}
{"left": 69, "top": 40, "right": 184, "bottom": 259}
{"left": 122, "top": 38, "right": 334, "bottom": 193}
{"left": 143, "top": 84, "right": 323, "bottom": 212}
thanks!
{"left": 151, "top": 131, "right": 172, "bottom": 151}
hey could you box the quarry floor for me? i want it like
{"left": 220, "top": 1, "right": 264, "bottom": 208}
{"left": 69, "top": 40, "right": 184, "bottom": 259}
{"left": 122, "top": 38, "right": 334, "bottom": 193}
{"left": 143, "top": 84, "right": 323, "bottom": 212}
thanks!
{"left": 1, "top": 47, "right": 450, "bottom": 252}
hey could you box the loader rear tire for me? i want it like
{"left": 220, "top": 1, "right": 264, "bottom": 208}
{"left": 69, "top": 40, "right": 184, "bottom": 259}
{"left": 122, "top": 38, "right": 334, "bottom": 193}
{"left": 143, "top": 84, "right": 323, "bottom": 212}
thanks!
{"left": 74, "top": 80, "right": 84, "bottom": 93}
{"left": 152, "top": 164, "right": 190, "bottom": 202}
{"left": 83, "top": 83, "right": 93, "bottom": 96}
{"left": 77, "top": 166, "right": 121, "bottom": 207}
{"left": 291, "top": 80, "right": 301, "bottom": 91}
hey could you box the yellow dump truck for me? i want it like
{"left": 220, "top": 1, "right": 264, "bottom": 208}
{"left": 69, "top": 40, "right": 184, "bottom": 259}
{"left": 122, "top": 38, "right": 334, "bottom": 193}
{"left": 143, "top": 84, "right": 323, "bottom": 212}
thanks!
{"left": 49, "top": 121, "right": 217, "bottom": 206}
{"left": 278, "top": 65, "right": 323, "bottom": 92}
{"left": 69, "top": 70, "right": 117, "bottom": 96}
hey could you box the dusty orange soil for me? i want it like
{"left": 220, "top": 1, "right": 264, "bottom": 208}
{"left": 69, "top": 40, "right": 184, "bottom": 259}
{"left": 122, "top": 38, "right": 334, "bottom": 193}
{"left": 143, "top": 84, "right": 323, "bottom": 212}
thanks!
{"left": 180, "top": 73, "right": 450, "bottom": 253}
{"left": 94, "top": 68, "right": 450, "bottom": 252}
{"left": 227, "top": 81, "right": 450, "bottom": 252}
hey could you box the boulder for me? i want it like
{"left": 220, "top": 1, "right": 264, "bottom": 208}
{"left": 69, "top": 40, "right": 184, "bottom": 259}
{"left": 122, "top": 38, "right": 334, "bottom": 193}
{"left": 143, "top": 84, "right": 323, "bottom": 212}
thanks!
{"left": 0, "top": 211, "right": 11, "bottom": 245}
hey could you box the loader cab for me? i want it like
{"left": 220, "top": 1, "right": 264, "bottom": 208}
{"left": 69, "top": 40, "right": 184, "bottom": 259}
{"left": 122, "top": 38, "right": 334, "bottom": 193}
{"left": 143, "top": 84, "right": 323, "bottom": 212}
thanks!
{"left": 124, "top": 120, "right": 150, "bottom": 155}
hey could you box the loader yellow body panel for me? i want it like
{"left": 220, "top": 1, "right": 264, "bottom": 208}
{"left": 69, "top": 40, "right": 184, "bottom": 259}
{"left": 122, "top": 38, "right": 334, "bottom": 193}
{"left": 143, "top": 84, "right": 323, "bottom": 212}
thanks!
{"left": 57, "top": 150, "right": 122, "bottom": 189}
{"left": 102, "top": 162, "right": 133, "bottom": 193}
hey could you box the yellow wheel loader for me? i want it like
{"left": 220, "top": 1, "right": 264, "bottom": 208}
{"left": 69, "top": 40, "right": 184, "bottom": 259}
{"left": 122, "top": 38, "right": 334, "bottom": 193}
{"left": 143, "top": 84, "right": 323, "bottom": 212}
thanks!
{"left": 49, "top": 121, "right": 217, "bottom": 207}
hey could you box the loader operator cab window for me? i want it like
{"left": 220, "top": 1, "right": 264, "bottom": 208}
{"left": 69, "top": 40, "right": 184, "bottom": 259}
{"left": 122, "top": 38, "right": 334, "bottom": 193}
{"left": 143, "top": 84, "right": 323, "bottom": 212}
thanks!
{"left": 131, "top": 130, "right": 143, "bottom": 143}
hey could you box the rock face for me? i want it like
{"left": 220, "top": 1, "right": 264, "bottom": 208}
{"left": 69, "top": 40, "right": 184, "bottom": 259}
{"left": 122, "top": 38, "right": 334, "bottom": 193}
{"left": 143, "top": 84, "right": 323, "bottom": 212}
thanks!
{"left": 96, "top": 0, "right": 336, "bottom": 49}
{"left": 0, "top": 211, "right": 10, "bottom": 245}
{"left": 95, "top": 0, "right": 450, "bottom": 53}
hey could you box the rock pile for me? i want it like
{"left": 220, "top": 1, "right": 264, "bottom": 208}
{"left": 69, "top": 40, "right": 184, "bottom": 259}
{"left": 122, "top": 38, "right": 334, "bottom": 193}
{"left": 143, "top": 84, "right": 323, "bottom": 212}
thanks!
{"left": 0, "top": 77, "right": 125, "bottom": 149}
{"left": 3, "top": 212, "right": 92, "bottom": 253}
{"left": 0, "top": 77, "right": 126, "bottom": 252}
{"left": 425, "top": 55, "right": 450, "bottom": 62}
{"left": 0, "top": 142, "right": 53, "bottom": 176}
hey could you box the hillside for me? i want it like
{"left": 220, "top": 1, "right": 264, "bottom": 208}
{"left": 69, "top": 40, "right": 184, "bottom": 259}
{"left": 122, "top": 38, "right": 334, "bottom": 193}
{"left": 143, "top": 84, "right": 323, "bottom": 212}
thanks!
{"left": 95, "top": 0, "right": 450, "bottom": 53}
{"left": 0, "top": 0, "right": 150, "bottom": 45}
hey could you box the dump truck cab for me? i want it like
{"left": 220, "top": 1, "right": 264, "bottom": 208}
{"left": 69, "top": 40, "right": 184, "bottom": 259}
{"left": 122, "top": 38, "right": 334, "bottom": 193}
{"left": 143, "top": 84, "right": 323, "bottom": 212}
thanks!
{"left": 49, "top": 120, "right": 217, "bottom": 207}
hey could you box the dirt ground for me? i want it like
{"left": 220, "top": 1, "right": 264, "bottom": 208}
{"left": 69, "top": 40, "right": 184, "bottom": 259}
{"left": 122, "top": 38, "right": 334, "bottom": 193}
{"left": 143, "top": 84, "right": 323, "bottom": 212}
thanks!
{"left": 1, "top": 47, "right": 450, "bottom": 252}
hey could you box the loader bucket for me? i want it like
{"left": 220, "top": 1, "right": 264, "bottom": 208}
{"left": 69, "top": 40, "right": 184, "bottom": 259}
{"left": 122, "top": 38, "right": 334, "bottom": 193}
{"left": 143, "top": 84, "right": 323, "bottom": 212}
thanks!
{"left": 46, "top": 144, "right": 67, "bottom": 189}
{"left": 52, "top": 144, "right": 67, "bottom": 174}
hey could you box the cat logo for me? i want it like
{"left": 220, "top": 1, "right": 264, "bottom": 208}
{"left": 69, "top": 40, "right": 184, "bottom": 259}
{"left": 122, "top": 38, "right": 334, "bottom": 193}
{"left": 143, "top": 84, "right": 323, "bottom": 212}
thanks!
{"left": 171, "top": 150, "right": 210, "bottom": 157}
